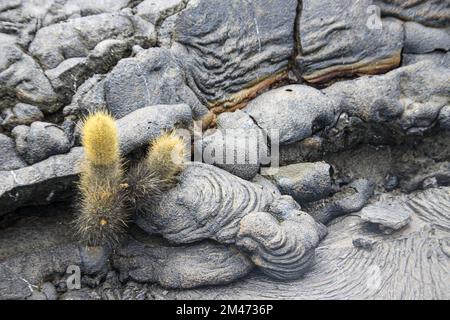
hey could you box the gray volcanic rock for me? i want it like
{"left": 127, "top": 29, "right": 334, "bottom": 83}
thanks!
{"left": 29, "top": 12, "right": 154, "bottom": 70}
{"left": 404, "top": 22, "right": 450, "bottom": 54}
{"left": 163, "top": 0, "right": 297, "bottom": 110}
{"left": 244, "top": 85, "right": 336, "bottom": 145}
{"left": 0, "top": 264, "right": 33, "bottom": 300}
{"left": 12, "top": 122, "right": 71, "bottom": 164}
{"left": 113, "top": 237, "right": 253, "bottom": 289}
{"left": 117, "top": 104, "right": 192, "bottom": 155}
{"left": 0, "top": 207, "right": 109, "bottom": 300}
{"left": 402, "top": 52, "right": 450, "bottom": 68}
{"left": 63, "top": 75, "right": 107, "bottom": 117}
{"left": 268, "top": 162, "right": 332, "bottom": 205}
{"left": 135, "top": 0, "right": 186, "bottom": 25}
{"left": 197, "top": 110, "right": 268, "bottom": 180}
{"left": 0, "top": 0, "right": 132, "bottom": 37}
{"left": 0, "top": 244, "right": 108, "bottom": 300}
{"left": 151, "top": 187, "right": 450, "bottom": 300}
{"left": 0, "top": 105, "right": 193, "bottom": 215}
{"left": 307, "top": 179, "right": 375, "bottom": 225}
{"left": 361, "top": 199, "right": 412, "bottom": 231}
{"left": 324, "top": 60, "right": 450, "bottom": 133}
{"left": 0, "top": 37, "right": 60, "bottom": 113}
{"left": 237, "top": 195, "right": 325, "bottom": 280}
{"left": 104, "top": 47, "right": 208, "bottom": 120}
{"left": 296, "top": 0, "right": 403, "bottom": 83}
{"left": 440, "top": 106, "right": 450, "bottom": 130}
{"left": 1, "top": 103, "right": 44, "bottom": 130}
{"left": 135, "top": 162, "right": 278, "bottom": 243}
{"left": 0, "top": 133, "right": 26, "bottom": 170}
{"left": 0, "top": 147, "right": 83, "bottom": 215}
{"left": 374, "top": 0, "right": 450, "bottom": 28}
{"left": 135, "top": 162, "right": 324, "bottom": 281}
{"left": 45, "top": 39, "right": 130, "bottom": 102}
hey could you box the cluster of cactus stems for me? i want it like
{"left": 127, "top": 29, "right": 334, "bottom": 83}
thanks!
{"left": 74, "top": 111, "right": 186, "bottom": 247}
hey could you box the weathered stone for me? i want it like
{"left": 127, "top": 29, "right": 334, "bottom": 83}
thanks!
{"left": 0, "top": 147, "right": 83, "bottom": 215}
{"left": 154, "top": 187, "right": 450, "bottom": 300}
{"left": 135, "top": 162, "right": 324, "bottom": 281}
{"left": 296, "top": 0, "right": 403, "bottom": 83}
{"left": 268, "top": 162, "right": 332, "bottom": 205}
{"left": 244, "top": 85, "right": 336, "bottom": 145}
{"left": 0, "top": 0, "right": 131, "bottom": 35}
{"left": 196, "top": 110, "right": 268, "bottom": 180}
{"left": 439, "top": 106, "right": 450, "bottom": 130}
{"left": 0, "top": 133, "right": 26, "bottom": 170}
{"left": 402, "top": 52, "right": 450, "bottom": 67}
{"left": 0, "top": 264, "right": 33, "bottom": 300}
{"left": 198, "top": 131, "right": 261, "bottom": 180}
{"left": 306, "top": 179, "right": 375, "bottom": 225}
{"left": 374, "top": 0, "right": 450, "bottom": 28}
{"left": 63, "top": 75, "right": 107, "bottom": 117}
{"left": 135, "top": 162, "right": 278, "bottom": 243}
{"left": 0, "top": 37, "right": 60, "bottom": 113}
{"left": 29, "top": 12, "right": 155, "bottom": 70}
{"left": 45, "top": 39, "right": 131, "bottom": 102}
{"left": 163, "top": 0, "right": 297, "bottom": 110}
{"left": 116, "top": 104, "right": 192, "bottom": 155}
{"left": 136, "top": 0, "right": 185, "bottom": 25}
{"left": 41, "top": 282, "right": 58, "bottom": 301}
{"left": 236, "top": 207, "right": 322, "bottom": 280}
{"left": 104, "top": 47, "right": 208, "bottom": 120}
{"left": 352, "top": 235, "right": 378, "bottom": 250}
{"left": 361, "top": 199, "right": 413, "bottom": 231}
{"left": 323, "top": 60, "right": 450, "bottom": 133}
{"left": 113, "top": 237, "right": 253, "bottom": 289}
{"left": 404, "top": 22, "right": 450, "bottom": 54}
{"left": 1, "top": 103, "right": 44, "bottom": 130}
{"left": 12, "top": 122, "right": 71, "bottom": 164}
{"left": 60, "top": 289, "right": 101, "bottom": 300}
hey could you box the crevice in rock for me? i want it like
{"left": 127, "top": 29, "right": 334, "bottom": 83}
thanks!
{"left": 289, "top": 0, "right": 303, "bottom": 78}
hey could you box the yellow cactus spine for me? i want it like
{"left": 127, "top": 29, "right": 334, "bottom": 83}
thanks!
{"left": 126, "top": 132, "right": 186, "bottom": 213}
{"left": 75, "top": 111, "right": 128, "bottom": 247}
{"left": 146, "top": 131, "right": 186, "bottom": 182}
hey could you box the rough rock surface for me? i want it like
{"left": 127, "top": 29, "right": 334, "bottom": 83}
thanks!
{"left": 268, "top": 162, "right": 332, "bottom": 205}
{"left": 0, "top": 133, "right": 26, "bottom": 171}
{"left": 306, "top": 179, "right": 375, "bottom": 225}
{"left": 162, "top": 0, "right": 297, "bottom": 110}
{"left": 297, "top": 0, "right": 403, "bottom": 83}
{"left": 116, "top": 104, "right": 192, "bottom": 155}
{"left": 323, "top": 60, "right": 450, "bottom": 134}
{"left": 12, "top": 122, "right": 71, "bottom": 164}
{"left": 197, "top": 110, "right": 268, "bottom": 180}
{"left": 29, "top": 12, "right": 154, "bottom": 70}
{"left": 135, "top": 162, "right": 279, "bottom": 243}
{"left": 1, "top": 0, "right": 450, "bottom": 300}
{"left": 374, "top": 0, "right": 450, "bottom": 28}
{"left": 136, "top": 0, "right": 185, "bottom": 25}
{"left": 404, "top": 22, "right": 450, "bottom": 54}
{"left": 136, "top": 162, "right": 325, "bottom": 281}
{"left": 146, "top": 187, "right": 450, "bottom": 299}
{"left": 0, "top": 36, "right": 60, "bottom": 113}
{"left": 244, "top": 85, "right": 336, "bottom": 145}
{"left": 361, "top": 199, "right": 413, "bottom": 231}
{"left": 113, "top": 236, "right": 253, "bottom": 289}
{"left": 104, "top": 48, "right": 208, "bottom": 119}
{"left": 237, "top": 196, "right": 325, "bottom": 280}
{"left": 1, "top": 103, "right": 44, "bottom": 130}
